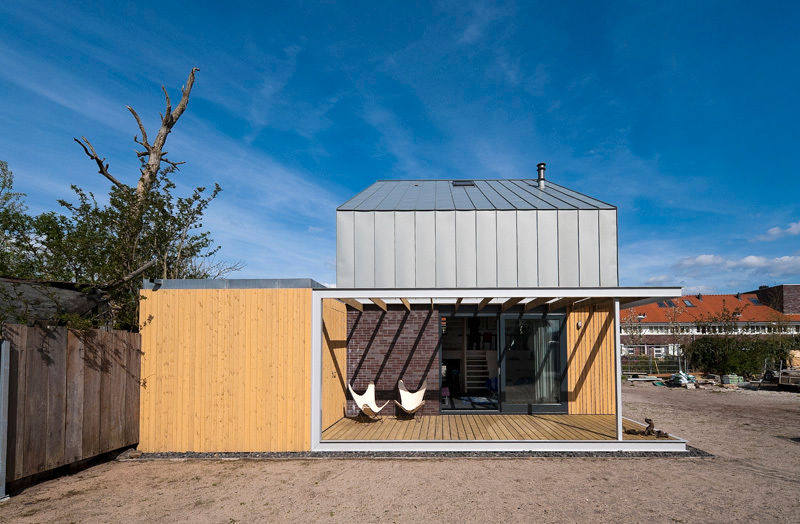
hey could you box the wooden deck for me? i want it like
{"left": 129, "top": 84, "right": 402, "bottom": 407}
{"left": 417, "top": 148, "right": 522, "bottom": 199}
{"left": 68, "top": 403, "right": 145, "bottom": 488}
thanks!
{"left": 322, "top": 414, "right": 676, "bottom": 441}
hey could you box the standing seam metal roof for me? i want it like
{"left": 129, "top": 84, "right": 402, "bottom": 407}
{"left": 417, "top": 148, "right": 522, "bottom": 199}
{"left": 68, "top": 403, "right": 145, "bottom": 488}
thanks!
{"left": 337, "top": 180, "right": 615, "bottom": 211}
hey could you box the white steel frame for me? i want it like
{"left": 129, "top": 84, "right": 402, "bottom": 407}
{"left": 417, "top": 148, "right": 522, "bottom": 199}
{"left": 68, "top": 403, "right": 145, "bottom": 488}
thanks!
{"left": 310, "top": 287, "right": 686, "bottom": 453}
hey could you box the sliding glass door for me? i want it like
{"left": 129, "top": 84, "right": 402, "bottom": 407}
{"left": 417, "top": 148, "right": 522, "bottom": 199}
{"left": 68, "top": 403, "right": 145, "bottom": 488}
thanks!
{"left": 499, "top": 314, "right": 567, "bottom": 413}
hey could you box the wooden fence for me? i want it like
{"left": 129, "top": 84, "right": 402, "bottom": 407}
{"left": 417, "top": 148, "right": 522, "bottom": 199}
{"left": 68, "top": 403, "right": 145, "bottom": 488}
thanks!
{"left": 3, "top": 325, "right": 140, "bottom": 482}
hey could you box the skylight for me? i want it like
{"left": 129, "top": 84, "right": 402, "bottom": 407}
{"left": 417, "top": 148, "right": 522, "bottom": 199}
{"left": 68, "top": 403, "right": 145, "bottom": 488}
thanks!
{"left": 452, "top": 180, "right": 475, "bottom": 187}
{"left": 683, "top": 299, "right": 694, "bottom": 307}
{"left": 750, "top": 298, "right": 760, "bottom": 305}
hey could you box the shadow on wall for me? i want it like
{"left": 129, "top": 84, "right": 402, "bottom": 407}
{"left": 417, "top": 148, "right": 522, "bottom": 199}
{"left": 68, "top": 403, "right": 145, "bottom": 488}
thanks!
{"left": 565, "top": 304, "right": 615, "bottom": 413}
{"left": 346, "top": 307, "right": 440, "bottom": 417}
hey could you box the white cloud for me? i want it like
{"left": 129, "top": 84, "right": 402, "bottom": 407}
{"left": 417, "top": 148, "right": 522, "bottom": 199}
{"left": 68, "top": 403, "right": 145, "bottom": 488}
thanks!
{"left": 675, "top": 254, "right": 800, "bottom": 278}
{"left": 675, "top": 254, "right": 726, "bottom": 268}
{"left": 644, "top": 274, "right": 672, "bottom": 285}
{"left": 756, "top": 220, "right": 800, "bottom": 241}
{"left": 682, "top": 285, "right": 715, "bottom": 295}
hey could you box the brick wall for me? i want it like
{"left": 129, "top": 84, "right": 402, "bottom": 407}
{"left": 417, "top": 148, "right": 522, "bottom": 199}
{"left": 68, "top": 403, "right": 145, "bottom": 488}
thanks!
{"left": 781, "top": 285, "right": 800, "bottom": 314}
{"left": 753, "top": 284, "right": 800, "bottom": 314}
{"left": 347, "top": 306, "right": 440, "bottom": 416}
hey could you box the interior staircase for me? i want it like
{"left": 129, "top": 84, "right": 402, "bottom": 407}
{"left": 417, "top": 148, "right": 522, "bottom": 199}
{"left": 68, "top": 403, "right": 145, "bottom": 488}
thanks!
{"left": 465, "top": 353, "right": 490, "bottom": 391}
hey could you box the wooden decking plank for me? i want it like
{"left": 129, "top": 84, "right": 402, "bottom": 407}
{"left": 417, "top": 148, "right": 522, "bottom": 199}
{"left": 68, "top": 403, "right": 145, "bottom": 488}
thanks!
{"left": 476, "top": 415, "right": 501, "bottom": 440}
{"left": 320, "top": 413, "right": 674, "bottom": 442}
{"left": 426, "top": 415, "right": 437, "bottom": 440}
{"left": 550, "top": 415, "right": 594, "bottom": 440}
{"left": 450, "top": 415, "right": 460, "bottom": 440}
{"left": 459, "top": 415, "right": 476, "bottom": 440}
{"left": 520, "top": 416, "right": 557, "bottom": 440}
{"left": 468, "top": 415, "right": 485, "bottom": 439}
{"left": 531, "top": 415, "right": 573, "bottom": 440}
{"left": 360, "top": 418, "right": 385, "bottom": 440}
{"left": 341, "top": 419, "right": 369, "bottom": 440}
{"left": 497, "top": 416, "right": 526, "bottom": 440}
{"left": 399, "top": 420, "right": 417, "bottom": 440}
{"left": 506, "top": 416, "right": 546, "bottom": 440}
{"left": 408, "top": 417, "right": 422, "bottom": 440}
{"left": 321, "top": 418, "right": 347, "bottom": 439}
{"left": 377, "top": 418, "right": 398, "bottom": 440}
{"left": 510, "top": 416, "right": 540, "bottom": 440}
{"left": 574, "top": 415, "right": 616, "bottom": 439}
{"left": 497, "top": 415, "right": 521, "bottom": 440}
{"left": 451, "top": 416, "right": 463, "bottom": 440}
{"left": 455, "top": 415, "right": 470, "bottom": 440}
{"left": 488, "top": 415, "right": 514, "bottom": 440}
{"left": 539, "top": 415, "right": 591, "bottom": 440}
{"left": 465, "top": 415, "right": 486, "bottom": 440}
{"left": 443, "top": 415, "right": 453, "bottom": 439}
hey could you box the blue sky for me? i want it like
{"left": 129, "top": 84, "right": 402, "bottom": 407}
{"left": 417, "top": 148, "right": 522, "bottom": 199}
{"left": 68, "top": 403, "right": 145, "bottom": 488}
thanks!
{"left": 1, "top": 1, "right": 799, "bottom": 292}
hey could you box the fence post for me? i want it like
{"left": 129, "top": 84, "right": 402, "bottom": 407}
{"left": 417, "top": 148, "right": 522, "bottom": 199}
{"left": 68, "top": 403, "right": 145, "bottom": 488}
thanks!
{"left": 0, "top": 340, "right": 10, "bottom": 500}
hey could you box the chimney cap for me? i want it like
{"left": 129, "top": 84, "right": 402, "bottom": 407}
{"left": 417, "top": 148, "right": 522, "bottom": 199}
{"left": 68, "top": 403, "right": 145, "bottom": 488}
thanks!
{"left": 536, "top": 162, "right": 546, "bottom": 189}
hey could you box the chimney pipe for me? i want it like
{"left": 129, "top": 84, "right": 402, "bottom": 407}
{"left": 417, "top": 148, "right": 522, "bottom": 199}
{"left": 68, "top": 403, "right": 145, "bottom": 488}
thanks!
{"left": 537, "top": 162, "right": 546, "bottom": 189}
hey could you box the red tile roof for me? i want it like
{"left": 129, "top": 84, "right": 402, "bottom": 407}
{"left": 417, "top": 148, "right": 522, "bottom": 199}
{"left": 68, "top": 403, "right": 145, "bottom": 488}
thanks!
{"left": 624, "top": 293, "right": 800, "bottom": 323}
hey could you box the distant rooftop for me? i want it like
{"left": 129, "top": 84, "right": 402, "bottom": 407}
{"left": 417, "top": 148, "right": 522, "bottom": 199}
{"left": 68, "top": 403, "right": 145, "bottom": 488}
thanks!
{"left": 337, "top": 179, "right": 615, "bottom": 211}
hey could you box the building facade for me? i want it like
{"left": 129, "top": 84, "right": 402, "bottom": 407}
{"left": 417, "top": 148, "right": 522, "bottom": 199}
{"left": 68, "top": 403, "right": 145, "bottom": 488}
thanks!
{"left": 620, "top": 291, "right": 800, "bottom": 357}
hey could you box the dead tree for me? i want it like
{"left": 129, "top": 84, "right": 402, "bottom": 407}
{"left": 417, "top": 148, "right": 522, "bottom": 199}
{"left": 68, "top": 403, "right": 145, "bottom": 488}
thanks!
{"left": 73, "top": 68, "right": 200, "bottom": 280}
{"left": 75, "top": 67, "right": 199, "bottom": 222}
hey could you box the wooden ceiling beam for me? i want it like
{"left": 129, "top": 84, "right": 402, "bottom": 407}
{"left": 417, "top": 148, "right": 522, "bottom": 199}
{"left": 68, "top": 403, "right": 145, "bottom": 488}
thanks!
{"left": 576, "top": 297, "right": 614, "bottom": 309}
{"left": 340, "top": 298, "right": 363, "bottom": 312}
{"left": 453, "top": 297, "right": 463, "bottom": 313}
{"left": 524, "top": 297, "right": 551, "bottom": 312}
{"left": 547, "top": 297, "right": 580, "bottom": 311}
{"left": 400, "top": 298, "right": 411, "bottom": 311}
{"left": 369, "top": 298, "right": 388, "bottom": 312}
{"left": 477, "top": 297, "right": 494, "bottom": 312}
{"left": 501, "top": 297, "right": 525, "bottom": 312}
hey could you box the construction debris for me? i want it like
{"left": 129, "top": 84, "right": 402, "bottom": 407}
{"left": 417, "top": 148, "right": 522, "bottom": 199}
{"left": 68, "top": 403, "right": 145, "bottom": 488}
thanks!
{"left": 624, "top": 418, "right": 670, "bottom": 438}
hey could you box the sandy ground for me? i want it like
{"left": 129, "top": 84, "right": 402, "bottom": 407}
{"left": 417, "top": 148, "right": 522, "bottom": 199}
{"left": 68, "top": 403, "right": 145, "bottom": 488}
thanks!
{"left": 1, "top": 385, "right": 798, "bottom": 523}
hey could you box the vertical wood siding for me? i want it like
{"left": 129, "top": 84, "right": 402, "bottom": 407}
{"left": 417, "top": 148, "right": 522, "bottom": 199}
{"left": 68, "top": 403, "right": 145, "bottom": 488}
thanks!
{"left": 321, "top": 299, "right": 347, "bottom": 430}
{"left": 566, "top": 301, "right": 616, "bottom": 415}
{"left": 138, "top": 288, "right": 312, "bottom": 452}
{"left": 4, "top": 325, "right": 140, "bottom": 482}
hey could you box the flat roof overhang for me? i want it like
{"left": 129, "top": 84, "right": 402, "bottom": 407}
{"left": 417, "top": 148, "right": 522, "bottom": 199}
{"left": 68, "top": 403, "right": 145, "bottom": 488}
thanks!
{"left": 312, "top": 287, "right": 683, "bottom": 310}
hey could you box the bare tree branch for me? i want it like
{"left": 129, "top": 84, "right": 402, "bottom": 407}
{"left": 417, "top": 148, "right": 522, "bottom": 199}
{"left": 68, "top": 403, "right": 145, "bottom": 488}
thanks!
{"left": 161, "top": 158, "right": 186, "bottom": 169}
{"left": 161, "top": 85, "right": 172, "bottom": 116}
{"left": 99, "top": 258, "right": 158, "bottom": 290}
{"left": 134, "top": 67, "right": 200, "bottom": 208}
{"left": 126, "top": 106, "right": 150, "bottom": 150}
{"left": 73, "top": 137, "right": 127, "bottom": 189}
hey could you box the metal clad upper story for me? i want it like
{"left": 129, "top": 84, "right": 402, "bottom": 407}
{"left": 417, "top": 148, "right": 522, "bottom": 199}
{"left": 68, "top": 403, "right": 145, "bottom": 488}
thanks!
{"left": 337, "top": 179, "right": 616, "bottom": 211}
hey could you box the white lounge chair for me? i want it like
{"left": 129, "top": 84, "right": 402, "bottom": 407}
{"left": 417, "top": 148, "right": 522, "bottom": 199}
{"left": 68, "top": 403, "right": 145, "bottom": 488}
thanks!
{"left": 394, "top": 379, "right": 427, "bottom": 416}
{"left": 348, "top": 382, "right": 389, "bottom": 419}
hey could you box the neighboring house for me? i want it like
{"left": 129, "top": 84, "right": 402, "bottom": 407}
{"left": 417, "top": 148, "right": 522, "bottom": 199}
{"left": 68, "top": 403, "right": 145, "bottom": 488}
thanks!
{"left": 621, "top": 289, "right": 800, "bottom": 357}
{"left": 139, "top": 166, "right": 687, "bottom": 453}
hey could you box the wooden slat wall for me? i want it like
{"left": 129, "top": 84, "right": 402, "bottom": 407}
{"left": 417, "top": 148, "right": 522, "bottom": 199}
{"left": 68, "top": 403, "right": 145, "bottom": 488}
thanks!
{"left": 4, "top": 325, "right": 140, "bottom": 482}
{"left": 321, "top": 299, "right": 347, "bottom": 430}
{"left": 566, "top": 300, "right": 616, "bottom": 415}
{"left": 138, "top": 288, "right": 313, "bottom": 453}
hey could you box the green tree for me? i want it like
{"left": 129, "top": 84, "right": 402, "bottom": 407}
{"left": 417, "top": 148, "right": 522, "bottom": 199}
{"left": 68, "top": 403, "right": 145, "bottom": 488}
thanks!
{"left": 0, "top": 68, "right": 241, "bottom": 331}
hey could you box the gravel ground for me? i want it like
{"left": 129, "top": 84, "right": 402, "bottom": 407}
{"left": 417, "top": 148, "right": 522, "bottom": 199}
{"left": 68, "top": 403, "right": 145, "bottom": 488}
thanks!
{"left": 1, "top": 384, "right": 798, "bottom": 523}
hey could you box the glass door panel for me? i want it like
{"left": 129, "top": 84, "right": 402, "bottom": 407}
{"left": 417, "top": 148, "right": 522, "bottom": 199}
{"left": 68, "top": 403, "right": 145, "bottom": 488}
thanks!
{"left": 499, "top": 316, "right": 564, "bottom": 412}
